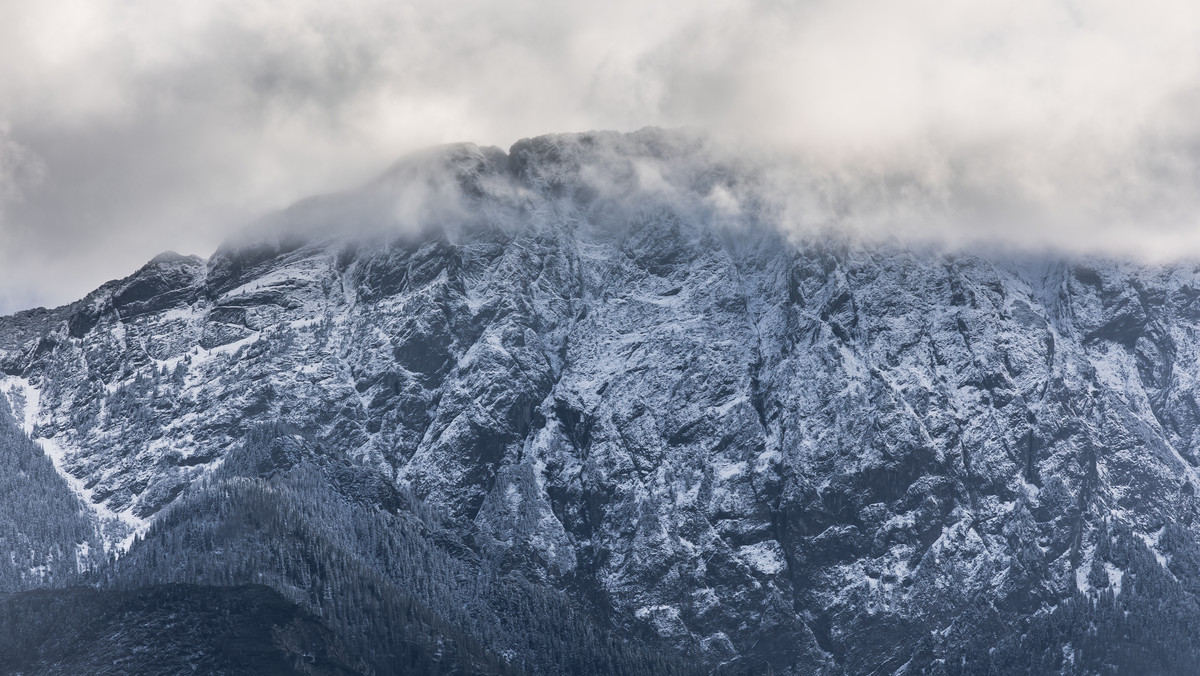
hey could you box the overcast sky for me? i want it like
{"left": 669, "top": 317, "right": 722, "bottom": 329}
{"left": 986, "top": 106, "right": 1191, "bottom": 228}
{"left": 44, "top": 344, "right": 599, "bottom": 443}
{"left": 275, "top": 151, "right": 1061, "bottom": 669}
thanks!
{"left": 1, "top": 0, "right": 1199, "bottom": 312}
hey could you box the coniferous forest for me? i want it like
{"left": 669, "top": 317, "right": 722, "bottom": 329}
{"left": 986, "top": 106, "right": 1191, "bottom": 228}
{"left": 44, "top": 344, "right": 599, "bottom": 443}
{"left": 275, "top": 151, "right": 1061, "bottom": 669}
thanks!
{"left": 0, "top": 412, "right": 698, "bottom": 674}
{"left": 8, "top": 401, "right": 1200, "bottom": 674}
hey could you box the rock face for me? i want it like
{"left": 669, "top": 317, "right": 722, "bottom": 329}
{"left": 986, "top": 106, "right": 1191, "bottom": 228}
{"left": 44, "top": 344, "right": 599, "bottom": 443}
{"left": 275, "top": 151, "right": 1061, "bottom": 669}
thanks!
{"left": 5, "top": 128, "right": 1200, "bottom": 672}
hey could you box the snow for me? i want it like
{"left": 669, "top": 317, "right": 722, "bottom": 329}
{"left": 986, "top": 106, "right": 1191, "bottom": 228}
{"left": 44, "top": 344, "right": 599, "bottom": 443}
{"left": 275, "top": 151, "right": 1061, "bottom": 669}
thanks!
{"left": 1138, "top": 528, "right": 1171, "bottom": 569}
{"left": 505, "top": 483, "right": 522, "bottom": 512}
{"left": 13, "top": 136, "right": 1200, "bottom": 670}
{"left": 222, "top": 260, "right": 325, "bottom": 299}
{"left": 634, "top": 604, "right": 689, "bottom": 638}
{"left": 1, "top": 375, "right": 38, "bottom": 435}
{"left": 75, "top": 541, "right": 91, "bottom": 572}
{"left": 754, "top": 446, "right": 781, "bottom": 473}
{"left": 1075, "top": 546, "right": 1093, "bottom": 594}
{"left": 1063, "top": 643, "right": 1076, "bottom": 667}
{"left": 739, "top": 540, "right": 786, "bottom": 576}
{"left": 1106, "top": 563, "right": 1125, "bottom": 596}
{"left": 711, "top": 394, "right": 747, "bottom": 418}
{"left": 158, "top": 306, "right": 196, "bottom": 323}
{"left": 191, "top": 330, "right": 263, "bottom": 367}
{"left": 715, "top": 460, "right": 747, "bottom": 482}
{"left": 1, "top": 376, "right": 147, "bottom": 554}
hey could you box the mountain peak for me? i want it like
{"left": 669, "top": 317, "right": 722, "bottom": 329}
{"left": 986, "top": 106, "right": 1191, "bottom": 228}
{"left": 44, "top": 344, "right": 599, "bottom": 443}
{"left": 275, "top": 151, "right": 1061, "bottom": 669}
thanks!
{"left": 4, "top": 130, "right": 1200, "bottom": 673}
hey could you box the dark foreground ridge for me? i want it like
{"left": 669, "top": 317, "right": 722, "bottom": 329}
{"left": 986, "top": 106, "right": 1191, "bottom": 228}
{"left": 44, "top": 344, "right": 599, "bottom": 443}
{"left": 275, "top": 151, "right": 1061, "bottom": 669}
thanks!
{"left": 0, "top": 584, "right": 358, "bottom": 675}
{"left": 3, "top": 128, "right": 1200, "bottom": 673}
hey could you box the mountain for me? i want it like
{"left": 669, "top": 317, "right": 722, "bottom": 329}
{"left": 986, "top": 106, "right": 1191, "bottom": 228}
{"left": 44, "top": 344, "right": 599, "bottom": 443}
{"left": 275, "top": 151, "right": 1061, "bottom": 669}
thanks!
{"left": 3, "top": 128, "right": 1200, "bottom": 673}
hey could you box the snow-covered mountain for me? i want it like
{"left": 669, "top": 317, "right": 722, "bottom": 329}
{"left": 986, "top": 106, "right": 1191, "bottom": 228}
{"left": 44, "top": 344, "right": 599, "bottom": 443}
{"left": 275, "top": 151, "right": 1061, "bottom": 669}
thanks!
{"left": 4, "top": 128, "right": 1200, "bottom": 673}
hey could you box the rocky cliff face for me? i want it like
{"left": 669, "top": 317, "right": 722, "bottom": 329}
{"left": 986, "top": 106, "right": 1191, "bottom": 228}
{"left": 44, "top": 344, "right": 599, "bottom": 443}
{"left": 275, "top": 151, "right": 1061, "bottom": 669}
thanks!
{"left": 4, "top": 129, "right": 1200, "bottom": 673}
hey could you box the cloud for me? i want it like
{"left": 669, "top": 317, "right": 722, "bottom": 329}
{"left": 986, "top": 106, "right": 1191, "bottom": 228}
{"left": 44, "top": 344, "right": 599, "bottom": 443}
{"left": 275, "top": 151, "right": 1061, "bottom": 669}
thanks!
{"left": 0, "top": 0, "right": 1198, "bottom": 312}
{"left": 649, "top": 0, "right": 1200, "bottom": 256}
{"left": 0, "top": 127, "right": 43, "bottom": 206}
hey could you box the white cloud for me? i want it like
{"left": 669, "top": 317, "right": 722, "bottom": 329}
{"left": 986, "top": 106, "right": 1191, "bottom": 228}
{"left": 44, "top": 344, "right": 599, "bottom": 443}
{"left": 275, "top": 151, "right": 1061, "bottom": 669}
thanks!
{"left": 0, "top": 0, "right": 1199, "bottom": 311}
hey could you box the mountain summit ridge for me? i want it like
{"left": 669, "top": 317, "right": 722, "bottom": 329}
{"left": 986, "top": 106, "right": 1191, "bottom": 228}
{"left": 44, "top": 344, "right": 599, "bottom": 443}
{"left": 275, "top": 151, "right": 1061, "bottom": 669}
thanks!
{"left": 4, "top": 129, "right": 1200, "bottom": 673}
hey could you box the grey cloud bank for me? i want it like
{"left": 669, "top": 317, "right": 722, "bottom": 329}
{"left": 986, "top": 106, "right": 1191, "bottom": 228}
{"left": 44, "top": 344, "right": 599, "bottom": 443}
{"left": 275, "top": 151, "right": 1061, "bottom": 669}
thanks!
{"left": 1, "top": 0, "right": 1199, "bottom": 313}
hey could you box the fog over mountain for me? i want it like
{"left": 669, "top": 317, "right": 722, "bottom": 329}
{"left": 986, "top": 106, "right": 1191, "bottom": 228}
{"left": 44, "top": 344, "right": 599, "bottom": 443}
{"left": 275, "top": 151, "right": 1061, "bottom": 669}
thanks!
{"left": 2, "top": 0, "right": 1200, "bottom": 312}
{"left": 5, "top": 3, "right": 1200, "bottom": 675}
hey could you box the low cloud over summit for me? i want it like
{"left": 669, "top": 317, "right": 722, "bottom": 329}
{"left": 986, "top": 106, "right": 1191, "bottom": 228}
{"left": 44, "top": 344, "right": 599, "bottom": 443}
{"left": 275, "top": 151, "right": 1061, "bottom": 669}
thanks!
{"left": 2, "top": 0, "right": 1200, "bottom": 311}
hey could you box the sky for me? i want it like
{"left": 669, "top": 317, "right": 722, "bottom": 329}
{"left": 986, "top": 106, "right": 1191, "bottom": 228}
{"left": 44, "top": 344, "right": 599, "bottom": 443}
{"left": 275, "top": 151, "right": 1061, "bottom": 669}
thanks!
{"left": 1, "top": 0, "right": 1199, "bottom": 312}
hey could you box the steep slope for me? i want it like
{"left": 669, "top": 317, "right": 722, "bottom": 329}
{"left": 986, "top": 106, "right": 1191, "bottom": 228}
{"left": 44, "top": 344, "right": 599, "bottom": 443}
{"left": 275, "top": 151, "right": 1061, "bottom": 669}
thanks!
{"left": 0, "top": 379, "right": 103, "bottom": 590}
{"left": 98, "top": 426, "right": 693, "bottom": 676}
{"left": 5, "top": 129, "right": 1200, "bottom": 672}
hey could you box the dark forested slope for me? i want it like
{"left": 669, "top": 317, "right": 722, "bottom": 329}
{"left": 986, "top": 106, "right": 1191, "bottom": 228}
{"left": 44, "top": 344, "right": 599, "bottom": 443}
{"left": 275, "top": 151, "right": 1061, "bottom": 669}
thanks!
{"left": 0, "top": 583, "right": 359, "bottom": 675}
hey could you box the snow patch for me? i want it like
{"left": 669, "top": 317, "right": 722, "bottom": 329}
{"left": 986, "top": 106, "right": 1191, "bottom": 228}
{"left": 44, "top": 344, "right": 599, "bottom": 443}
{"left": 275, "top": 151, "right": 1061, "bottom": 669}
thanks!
{"left": 75, "top": 541, "right": 92, "bottom": 573}
{"left": 1075, "top": 544, "right": 1094, "bottom": 594}
{"left": 711, "top": 394, "right": 747, "bottom": 417}
{"left": 505, "top": 483, "right": 522, "bottom": 512}
{"left": 739, "top": 540, "right": 786, "bottom": 576}
{"left": 715, "top": 460, "right": 747, "bottom": 482}
{"left": 1, "top": 376, "right": 147, "bottom": 554}
{"left": 1106, "top": 562, "right": 1125, "bottom": 596}
{"left": 1138, "top": 527, "right": 1171, "bottom": 570}
{"left": 1, "top": 375, "right": 37, "bottom": 435}
{"left": 634, "top": 604, "right": 689, "bottom": 638}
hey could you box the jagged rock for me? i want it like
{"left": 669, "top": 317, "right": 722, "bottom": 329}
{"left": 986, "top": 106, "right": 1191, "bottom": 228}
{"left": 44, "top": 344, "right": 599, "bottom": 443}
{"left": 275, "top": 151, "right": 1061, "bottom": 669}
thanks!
{"left": 5, "top": 129, "right": 1200, "bottom": 673}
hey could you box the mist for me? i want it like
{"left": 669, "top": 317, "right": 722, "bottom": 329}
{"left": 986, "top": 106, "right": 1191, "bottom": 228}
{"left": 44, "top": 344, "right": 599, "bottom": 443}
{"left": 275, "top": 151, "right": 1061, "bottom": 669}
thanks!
{"left": 1, "top": 0, "right": 1199, "bottom": 313}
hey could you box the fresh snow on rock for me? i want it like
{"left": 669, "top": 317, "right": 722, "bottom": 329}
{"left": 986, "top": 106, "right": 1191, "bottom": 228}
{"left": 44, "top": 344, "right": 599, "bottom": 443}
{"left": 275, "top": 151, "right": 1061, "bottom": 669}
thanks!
{"left": 2, "top": 376, "right": 146, "bottom": 552}
{"left": 4, "top": 129, "right": 1200, "bottom": 670}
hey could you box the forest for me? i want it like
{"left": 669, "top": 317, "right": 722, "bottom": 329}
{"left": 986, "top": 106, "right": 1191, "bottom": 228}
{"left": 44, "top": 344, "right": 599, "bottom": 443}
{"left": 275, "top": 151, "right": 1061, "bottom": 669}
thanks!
{"left": 0, "top": 415, "right": 698, "bottom": 675}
